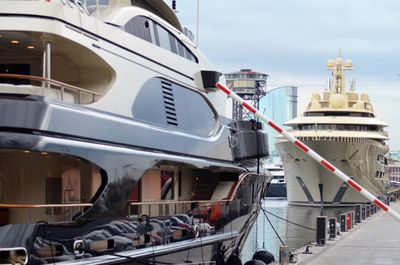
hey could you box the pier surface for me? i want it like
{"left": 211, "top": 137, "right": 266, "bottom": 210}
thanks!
{"left": 298, "top": 202, "right": 400, "bottom": 265}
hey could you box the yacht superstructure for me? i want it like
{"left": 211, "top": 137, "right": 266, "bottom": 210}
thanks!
{"left": 0, "top": 0, "right": 270, "bottom": 264}
{"left": 276, "top": 54, "right": 389, "bottom": 206}
{"left": 265, "top": 164, "right": 286, "bottom": 198}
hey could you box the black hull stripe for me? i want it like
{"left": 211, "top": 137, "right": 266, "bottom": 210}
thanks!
{"left": 296, "top": 176, "right": 315, "bottom": 203}
{"left": 0, "top": 126, "right": 239, "bottom": 167}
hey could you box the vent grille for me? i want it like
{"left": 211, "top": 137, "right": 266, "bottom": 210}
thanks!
{"left": 161, "top": 81, "right": 178, "bottom": 126}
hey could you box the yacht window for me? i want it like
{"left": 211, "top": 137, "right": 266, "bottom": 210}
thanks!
{"left": 124, "top": 16, "right": 198, "bottom": 63}
{"left": 152, "top": 22, "right": 160, "bottom": 45}
{"left": 157, "top": 24, "right": 171, "bottom": 51}
{"left": 124, "top": 16, "right": 152, "bottom": 43}
{"left": 169, "top": 34, "right": 178, "bottom": 54}
{"left": 177, "top": 41, "right": 185, "bottom": 57}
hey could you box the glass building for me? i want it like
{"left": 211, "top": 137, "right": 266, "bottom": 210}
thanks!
{"left": 259, "top": 86, "right": 298, "bottom": 164}
{"left": 389, "top": 151, "right": 400, "bottom": 161}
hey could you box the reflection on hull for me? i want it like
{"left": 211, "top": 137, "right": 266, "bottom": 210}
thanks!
{"left": 0, "top": 94, "right": 270, "bottom": 264}
{"left": 0, "top": 128, "right": 269, "bottom": 264}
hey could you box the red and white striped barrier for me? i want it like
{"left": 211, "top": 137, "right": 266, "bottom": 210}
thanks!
{"left": 216, "top": 82, "right": 400, "bottom": 223}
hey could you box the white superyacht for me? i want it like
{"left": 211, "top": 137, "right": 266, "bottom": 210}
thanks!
{"left": 0, "top": 0, "right": 270, "bottom": 264}
{"left": 276, "top": 55, "right": 389, "bottom": 206}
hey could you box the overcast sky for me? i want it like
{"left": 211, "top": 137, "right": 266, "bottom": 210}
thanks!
{"left": 174, "top": 0, "right": 400, "bottom": 150}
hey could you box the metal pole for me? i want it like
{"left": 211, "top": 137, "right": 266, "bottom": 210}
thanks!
{"left": 46, "top": 42, "right": 51, "bottom": 81}
{"left": 318, "top": 183, "right": 324, "bottom": 216}
{"left": 216, "top": 81, "right": 400, "bottom": 223}
{"left": 96, "top": 0, "right": 99, "bottom": 16}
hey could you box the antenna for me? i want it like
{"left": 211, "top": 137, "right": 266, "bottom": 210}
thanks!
{"left": 196, "top": 0, "right": 200, "bottom": 46}
{"left": 171, "top": 0, "right": 178, "bottom": 13}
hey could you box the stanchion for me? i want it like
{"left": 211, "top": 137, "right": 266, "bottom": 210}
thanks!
{"left": 340, "top": 214, "right": 347, "bottom": 232}
{"left": 316, "top": 216, "right": 328, "bottom": 245}
{"left": 355, "top": 204, "right": 361, "bottom": 224}
{"left": 346, "top": 213, "right": 351, "bottom": 231}
{"left": 279, "top": 245, "right": 289, "bottom": 265}
{"left": 329, "top": 217, "right": 337, "bottom": 240}
{"left": 350, "top": 211, "right": 354, "bottom": 228}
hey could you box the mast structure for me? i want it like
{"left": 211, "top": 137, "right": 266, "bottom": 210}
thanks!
{"left": 326, "top": 51, "right": 353, "bottom": 94}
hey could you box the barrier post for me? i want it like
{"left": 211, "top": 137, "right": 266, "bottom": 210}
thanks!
{"left": 316, "top": 216, "right": 328, "bottom": 245}
{"left": 340, "top": 214, "right": 347, "bottom": 232}
{"left": 361, "top": 205, "right": 366, "bottom": 220}
{"left": 329, "top": 217, "right": 337, "bottom": 240}
{"left": 355, "top": 204, "right": 361, "bottom": 224}
{"left": 366, "top": 205, "right": 371, "bottom": 218}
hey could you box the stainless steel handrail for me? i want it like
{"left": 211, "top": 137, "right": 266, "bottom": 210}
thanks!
{"left": 128, "top": 199, "right": 228, "bottom": 217}
{"left": 0, "top": 203, "right": 93, "bottom": 223}
{"left": 128, "top": 200, "right": 228, "bottom": 206}
{"left": 0, "top": 73, "right": 101, "bottom": 104}
{"left": 0, "top": 203, "right": 93, "bottom": 208}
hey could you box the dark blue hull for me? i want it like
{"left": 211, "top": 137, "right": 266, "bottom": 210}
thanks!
{"left": 265, "top": 183, "right": 287, "bottom": 198}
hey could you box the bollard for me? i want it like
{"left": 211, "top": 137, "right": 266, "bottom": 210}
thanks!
{"left": 316, "top": 216, "right": 328, "bottom": 245}
{"left": 279, "top": 245, "right": 289, "bottom": 265}
{"left": 329, "top": 217, "right": 337, "bottom": 240}
{"left": 349, "top": 211, "right": 354, "bottom": 228}
{"left": 340, "top": 214, "right": 347, "bottom": 232}
{"left": 366, "top": 205, "right": 370, "bottom": 218}
{"left": 355, "top": 204, "right": 361, "bottom": 223}
{"left": 346, "top": 213, "right": 351, "bottom": 231}
{"left": 361, "top": 205, "right": 366, "bottom": 220}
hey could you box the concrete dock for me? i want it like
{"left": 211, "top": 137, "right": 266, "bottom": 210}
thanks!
{"left": 296, "top": 202, "right": 400, "bottom": 265}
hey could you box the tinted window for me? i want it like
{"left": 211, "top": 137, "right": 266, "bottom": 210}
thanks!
{"left": 124, "top": 16, "right": 152, "bottom": 43}
{"left": 169, "top": 34, "right": 178, "bottom": 54}
{"left": 157, "top": 24, "right": 171, "bottom": 51}
{"left": 124, "top": 16, "right": 198, "bottom": 63}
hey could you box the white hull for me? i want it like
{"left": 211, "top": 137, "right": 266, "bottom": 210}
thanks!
{"left": 276, "top": 138, "right": 387, "bottom": 205}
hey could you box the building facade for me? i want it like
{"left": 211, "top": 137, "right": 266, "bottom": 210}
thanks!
{"left": 259, "top": 86, "right": 298, "bottom": 164}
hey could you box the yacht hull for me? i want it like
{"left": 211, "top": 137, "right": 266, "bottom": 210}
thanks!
{"left": 0, "top": 97, "right": 270, "bottom": 264}
{"left": 265, "top": 182, "right": 287, "bottom": 198}
{"left": 276, "top": 138, "right": 387, "bottom": 206}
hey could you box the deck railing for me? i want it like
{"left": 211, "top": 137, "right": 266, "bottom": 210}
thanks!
{"left": 0, "top": 73, "right": 101, "bottom": 104}
{"left": 128, "top": 199, "right": 228, "bottom": 218}
{"left": 0, "top": 203, "right": 93, "bottom": 223}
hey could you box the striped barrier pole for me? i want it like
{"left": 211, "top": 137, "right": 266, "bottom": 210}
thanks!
{"left": 216, "top": 82, "right": 400, "bottom": 223}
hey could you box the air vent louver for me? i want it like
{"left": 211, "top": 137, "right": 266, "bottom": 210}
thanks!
{"left": 161, "top": 81, "right": 178, "bottom": 126}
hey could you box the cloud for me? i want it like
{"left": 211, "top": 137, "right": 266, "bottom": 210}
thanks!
{"left": 176, "top": 0, "right": 400, "bottom": 150}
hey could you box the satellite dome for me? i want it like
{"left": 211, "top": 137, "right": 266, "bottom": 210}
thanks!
{"left": 329, "top": 94, "right": 347, "bottom": 109}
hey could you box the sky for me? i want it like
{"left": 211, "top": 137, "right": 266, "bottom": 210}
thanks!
{"left": 173, "top": 0, "right": 400, "bottom": 150}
